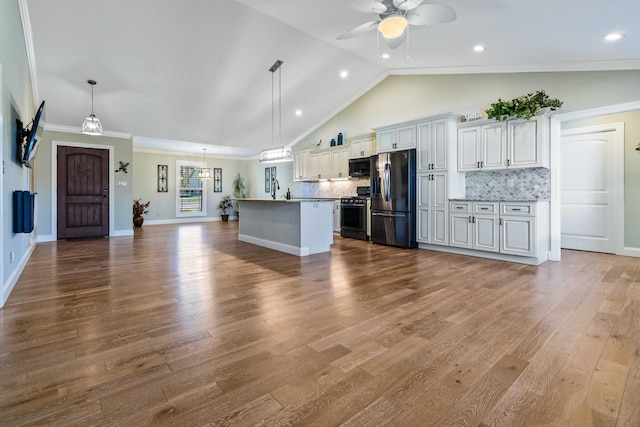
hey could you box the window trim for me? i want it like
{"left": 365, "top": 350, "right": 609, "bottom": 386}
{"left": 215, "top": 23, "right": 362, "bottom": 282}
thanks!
{"left": 176, "top": 159, "right": 207, "bottom": 217}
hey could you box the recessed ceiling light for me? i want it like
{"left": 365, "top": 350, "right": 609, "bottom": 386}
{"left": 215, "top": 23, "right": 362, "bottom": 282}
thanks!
{"left": 382, "top": 53, "right": 390, "bottom": 59}
{"left": 605, "top": 33, "right": 624, "bottom": 41}
{"left": 295, "top": 110, "right": 302, "bottom": 116}
{"left": 473, "top": 45, "right": 485, "bottom": 52}
{"left": 340, "top": 70, "right": 349, "bottom": 79}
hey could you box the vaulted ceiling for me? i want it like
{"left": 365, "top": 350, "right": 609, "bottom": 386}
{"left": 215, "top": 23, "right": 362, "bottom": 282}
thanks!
{"left": 25, "top": 0, "right": 640, "bottom": 156}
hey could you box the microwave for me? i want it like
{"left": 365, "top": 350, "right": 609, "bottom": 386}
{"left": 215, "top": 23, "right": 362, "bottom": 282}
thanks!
{"left": 348, "top": 156, "right": 371, "bottom": 177}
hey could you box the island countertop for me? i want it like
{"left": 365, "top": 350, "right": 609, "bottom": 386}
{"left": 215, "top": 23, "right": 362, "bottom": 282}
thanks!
{"left": 238, "top": 198, "right": 336, "bottom": 203}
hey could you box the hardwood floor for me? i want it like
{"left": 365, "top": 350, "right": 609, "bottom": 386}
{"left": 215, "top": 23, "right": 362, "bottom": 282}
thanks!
{"left": 1, "top": 222, "right": 639, "bottom": 426}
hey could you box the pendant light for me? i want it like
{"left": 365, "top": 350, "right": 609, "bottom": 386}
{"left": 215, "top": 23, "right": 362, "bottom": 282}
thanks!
{"left": 197, "top": 148, "right": 213, "bottom": 179}
{"left": 259, "top": 59, "right": 293, "bottom": 163}
{"left": 81, "top": 79, "right": 103, "bottom": 135}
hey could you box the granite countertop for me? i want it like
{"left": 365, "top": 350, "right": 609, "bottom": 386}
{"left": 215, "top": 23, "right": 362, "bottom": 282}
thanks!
{"left": 449, "top": 198, "right": 550, "bottom": 202}
{"left": 238, "top": 198, "right": 336, "bottom": 202}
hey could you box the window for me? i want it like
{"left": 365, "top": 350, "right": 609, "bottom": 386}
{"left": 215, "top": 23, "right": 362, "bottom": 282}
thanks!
{"left": 176, "top": 160, "right": 207, "bottom": 217}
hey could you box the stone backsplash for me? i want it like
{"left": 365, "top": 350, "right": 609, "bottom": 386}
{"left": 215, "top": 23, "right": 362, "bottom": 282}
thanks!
{"left": 465, "top": 168, "right": 550, "bottom": 200}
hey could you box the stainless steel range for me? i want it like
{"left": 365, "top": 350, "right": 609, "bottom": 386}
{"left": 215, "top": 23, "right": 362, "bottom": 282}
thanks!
{"left": 340, "top": 186, "right": 371, "bottom": 241}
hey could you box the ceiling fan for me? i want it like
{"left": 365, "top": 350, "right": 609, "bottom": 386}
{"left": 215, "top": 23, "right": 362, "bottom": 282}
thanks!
{"left": 337, "top": 0, "right": 456, "bottom": 49}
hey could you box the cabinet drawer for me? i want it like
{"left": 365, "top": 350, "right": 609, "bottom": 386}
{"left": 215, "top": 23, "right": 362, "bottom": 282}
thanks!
{"left": 501, "top": 203, "right": 535, "bottom": 216}
{"left": 473, "top": 202, "right": 499, "bottom": 215}
{"left": 450, "top": 202, "right": 471, "bottom": 213}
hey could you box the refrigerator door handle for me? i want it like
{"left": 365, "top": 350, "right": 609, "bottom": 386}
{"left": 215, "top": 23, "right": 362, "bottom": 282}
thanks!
{"left": 372, "top": 212, "right": 406, "bottom": 218}
{"left": 384, "top": 163, "right": 391, "bottom": 202}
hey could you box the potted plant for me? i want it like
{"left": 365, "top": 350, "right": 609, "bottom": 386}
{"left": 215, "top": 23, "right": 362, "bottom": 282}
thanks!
{"left": 485, "top": 90, "right": 563, "bottom": 121}
{"left": 133, "top": 198, "right": 151, "bottom": 227}
{"left": 231, "top": 173, "right": 247, "bottom": 216}
{"left": 217, "top": 195, "right": 233, "bottom": 221}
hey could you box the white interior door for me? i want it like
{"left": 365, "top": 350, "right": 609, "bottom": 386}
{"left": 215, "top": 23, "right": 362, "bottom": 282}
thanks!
{"left": 561, "top": 125, "right": 623, "bottom": 253}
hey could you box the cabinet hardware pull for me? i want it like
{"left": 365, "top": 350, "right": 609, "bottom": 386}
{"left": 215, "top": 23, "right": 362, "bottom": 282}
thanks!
{"left": 480, "top": 207, "right": 488, "bottom": 210}
{"left": 512, "top": 208, "right": 521, "bottom": 211}
{"left": 477, "top": 161, "right": 480, "bottom": 168}
{"left": 480, "top": 161, "right": 484, "bottom": 168}
{"left": 500, "top": 218, "right": 503, "bottom": 225}
{"left": 468, "top": 216, "right": 472, "bottom": 223}
{"left": 472, "top": 217, "right": 476, "bottom": 223}
{"left": 507, "top": 159, "right": 511, "bottom": 166}
{"left": 456, "top": 206, "right": 463, "bottom": 209}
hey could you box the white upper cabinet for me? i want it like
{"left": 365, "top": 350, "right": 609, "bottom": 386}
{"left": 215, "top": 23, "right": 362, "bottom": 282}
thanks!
{"left": 417, "top": 119, "right": 449, "bottom": 172}
{"left": 331, "top": 148, "right": 350, "bottom": 179}
{"left": 457, "top": 112, "right": 549, "bottom": 171}
{"left": 506, "top": 116, "right": 549, "bottom": 168}
{"left": 349, "top": 135, "right": 375, "bottom": 159}
{"left": 309, "top": 151, "right": 331, "bottom": 180}
{"left": 293, "top": 150, "right": 310, "bottom": 181}
{"left": 375, "top": 124, "right": 416, "bottom": 153}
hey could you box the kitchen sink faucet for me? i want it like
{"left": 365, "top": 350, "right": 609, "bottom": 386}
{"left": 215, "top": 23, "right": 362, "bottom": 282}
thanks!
{"left": 271, "top": 178, "right": 280, "bottom": 200}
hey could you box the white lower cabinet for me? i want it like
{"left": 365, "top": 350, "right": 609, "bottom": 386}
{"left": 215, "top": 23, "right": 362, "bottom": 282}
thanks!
{"left": 441, "top": 201, "right": 549, "bottom": 264}
{"left": 449, "top": 202, "right": 499, "bottom": 252}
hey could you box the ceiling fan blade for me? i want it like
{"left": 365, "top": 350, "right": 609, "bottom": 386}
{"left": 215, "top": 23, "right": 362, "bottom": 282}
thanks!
{"left": 387, "top": 30, "right": 407, "bottom": 49}
{"left": 406, "top": 3, "right": 456, "bottom": 26}
{"left": 392, "top": 0, "right": 424, "bottom": 11}
{"left": 336, "top": 21, "right": 380, "bottom": 40}
{"left": 347, "top": 0, "right": 387, "bottom": 14}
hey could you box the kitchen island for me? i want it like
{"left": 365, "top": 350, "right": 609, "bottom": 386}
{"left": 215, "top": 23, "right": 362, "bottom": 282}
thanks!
{"left": 237, "top": 199, "right": 334, "bottom": 256}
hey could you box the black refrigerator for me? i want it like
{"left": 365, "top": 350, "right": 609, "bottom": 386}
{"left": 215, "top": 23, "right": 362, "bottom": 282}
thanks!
{"left": 370, "top": 149, "right": 417, "bottom": 248}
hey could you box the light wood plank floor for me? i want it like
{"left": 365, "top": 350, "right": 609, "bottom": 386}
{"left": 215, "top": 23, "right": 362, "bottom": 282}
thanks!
{"left": 1, "top": 222, "right": 639, "bottom": 426}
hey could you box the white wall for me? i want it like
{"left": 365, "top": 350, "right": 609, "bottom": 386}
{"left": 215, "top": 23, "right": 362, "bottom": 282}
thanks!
{"left": 1, "top": 0, "right": 37, "bottom": 307}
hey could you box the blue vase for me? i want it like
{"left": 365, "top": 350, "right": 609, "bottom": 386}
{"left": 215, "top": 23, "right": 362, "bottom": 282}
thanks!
{"left": 337, "top": 133, "right": 343, "bottom": 146}
{"left": 330, "top": 139, "right": 336, "bottom": 147}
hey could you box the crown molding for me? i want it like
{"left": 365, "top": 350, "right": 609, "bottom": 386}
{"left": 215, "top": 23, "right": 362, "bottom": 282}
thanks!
{"left": 133, "top": 146, "right": 254, "bottom": 161}
{"left": 389, "top": 59, "right": 640, "bottom": 76}
{"left": 18, "top": 0, "right": 39, "bottom": 110}
{"left": 44, "top": 123, "right": 133, "bottom": 139}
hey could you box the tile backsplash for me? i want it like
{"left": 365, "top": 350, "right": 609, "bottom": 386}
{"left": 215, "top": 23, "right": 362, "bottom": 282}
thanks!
{"left": 465, "top": 168, "right": 550, "bottom": 200}
{"left": 299, "top": 178, "right": 370, "bottom": 198}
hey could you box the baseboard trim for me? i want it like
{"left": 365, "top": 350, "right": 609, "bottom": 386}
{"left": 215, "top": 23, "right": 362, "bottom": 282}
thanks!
{"left": 238, "top": 234, "right": 308, "bottom": 256}
{"left": 1, "top": 243, "right": 36, "bottom": 308}
{"left": 619, "top": 246, "right": 640, "bottom": 257}
{"left": 417, "top": 243, "right": 549, "bottom": 265}
{"left": 111, "top": 229, "right": 134, "bottom": 237}
{"left": 144, "top": 216, "right": 236, "bottom": 226}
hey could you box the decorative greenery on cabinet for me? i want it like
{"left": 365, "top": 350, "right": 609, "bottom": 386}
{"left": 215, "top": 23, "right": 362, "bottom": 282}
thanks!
{"left": 485, "top": 90, "right": 563, "bottom": 121}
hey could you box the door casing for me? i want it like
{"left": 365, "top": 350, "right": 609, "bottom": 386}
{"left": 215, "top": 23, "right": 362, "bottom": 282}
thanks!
{"left": 51, "top": 141, "right": 115, "bottom": 240}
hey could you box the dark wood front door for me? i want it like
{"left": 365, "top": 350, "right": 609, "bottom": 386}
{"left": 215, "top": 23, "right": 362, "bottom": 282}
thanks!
{"left": 57, "top": 146, "right": 110, "bottom": 239}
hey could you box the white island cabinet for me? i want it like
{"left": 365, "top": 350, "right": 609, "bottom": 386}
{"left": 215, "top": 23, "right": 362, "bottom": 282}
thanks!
{"left": 237, "top": 199, "right": 334, "bottom": 256}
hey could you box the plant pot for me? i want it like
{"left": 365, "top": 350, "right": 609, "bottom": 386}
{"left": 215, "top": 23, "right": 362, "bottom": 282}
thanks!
{"left": 133, "top": 216, "right": 144, "bottom": 227}
{"left": 221, "top": 214, "right": 229, "bottom": 222}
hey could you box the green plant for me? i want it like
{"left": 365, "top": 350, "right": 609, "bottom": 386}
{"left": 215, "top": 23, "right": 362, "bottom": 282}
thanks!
{"left": 217, "top": 195, "right": 233, "bottom": 214}
{"left": 485, "top": 90, "right": 563, "bottom": 121}
{"left": 133, "top": 199, "right": 150, "bottom": 218}
{"left": 231, "top": 173, "right": 247, "bottom": 211}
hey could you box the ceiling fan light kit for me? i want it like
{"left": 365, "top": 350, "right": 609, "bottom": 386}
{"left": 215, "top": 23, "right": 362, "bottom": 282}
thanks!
{"left": 378, "top": 14, "right": 408, "bottom": 39}
{"left": 338, "top": 0, "right": 456, "bottom": 50}
{"left": 81, "top": 79, "right": 103, "bottom": 136}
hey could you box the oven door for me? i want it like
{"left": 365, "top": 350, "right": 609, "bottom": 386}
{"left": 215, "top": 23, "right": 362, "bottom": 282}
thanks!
{"left": 340, "top": 203, "right": 368, "bottom": 240}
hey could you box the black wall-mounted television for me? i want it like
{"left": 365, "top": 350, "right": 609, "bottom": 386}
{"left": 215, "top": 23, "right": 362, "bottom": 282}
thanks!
{"left": 16, "top": 100, "right": 45, "bottom": 169}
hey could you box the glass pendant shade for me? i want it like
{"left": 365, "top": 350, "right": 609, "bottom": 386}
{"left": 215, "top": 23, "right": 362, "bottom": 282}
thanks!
{"left": 197, "top": 148, "right": 213, "bottom": 179}
{"left": 378, "top": 15, "right": 408, "bottom": 39}
{"left": 81, "top": 80, "right": 103, "bottom": 135}
{"left": 259, "top": 146, "right": 294, "bottom": 163}
{"left": 81, "top": 113, "right": 103, "bottom": 135}
{"left": 197, "top": 167, "right": 213, "bottom": 179}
